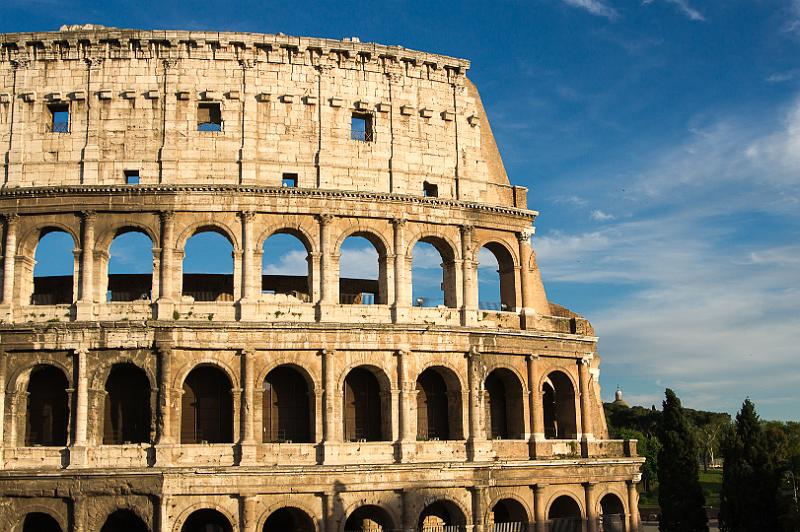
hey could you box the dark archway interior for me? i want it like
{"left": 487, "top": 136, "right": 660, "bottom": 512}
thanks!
{"left": 344, "top": 505, "right": 393, "bottom": 532}
{"left": 262, "top": 507, "right": 315, "bottom": 532}
{"left": 343, "top": 367, "right": 383, "bottom": 442}
{"left": 418, "top": 500, "right": 466, "bottom": 529}
{"left": 543, "top": 371, "right": 578, "bottom": 440}
{"left": 181, "top": 366, "right": 233, "bottom": 444}
{"left": 23, "top": 512, "right": 62, "bottom": 532}
{"left": 485, "top": 369, "right": 524, "bottom": 440}
{"left": 263, "top": 366, "right": 312, "bottom": 443}
{"left": 100, "top": 509, "right": 149, "bottom": 532}
{"left": 548, "top": 496, "right": 582, "bottom": 532}
{"left": 416, "top": 368, "right": 450, "bottom": 440}
{"left": 181, "top": 509, "right": 232, "bottom": 532}
{"left": 25, "top": 365, "right": 69, "bottom": 446}
{"left": 492, "top": 498, "right": 528, "bottom": 524}
{"left": 600, "top": 494, "right": 626, "bottom": 532}
{"left": 104, "top": 363, "right": 151, "bottom": 444}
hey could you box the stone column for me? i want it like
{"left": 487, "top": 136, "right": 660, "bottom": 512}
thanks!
{"left": 318, "top": 214, "right": 335, "bottom": 308}
{"left": 157, "top": 345, "right": 174, "bottom": 446}
{"left": 471, "top": 486, "right": 487, "bottom": 532}
{"left": 241, "top": 494, "right": 257, "bottom": 532}
{"left": 585, "top": 482, "right": 597, "bottom": 532}
{"left": 401, "top": 489, "right": 415, "bottom": 532}
{"left": 240, "top": 349, "right": 257, "bottom": 464}
{"left": 238, "top": 212, "right": 256, "bottom": 320}
{"left": 460, "top": 225, "right": 478, "bottom": 325}
{"left": 2, "top": 214, "right": 18, "bottom": 310}
{"left": 533, "top": 484, "right": 547, "bottom": 532}
{"left": 578, "top": 356, "right": 594, "bottom": 442}
{"left": 391, "top": 218, "right": 408, "bottom": 322}
{"left": 321, "top": 348, "right": 338, "bottom": 462}
{"left": 72, "top": 495, "right": 87, "bottom": 532}
{"left": 466, "top": 346, "right": 490, "bottom": 461}
{"left": 517, "top": 230, "right": 533, "bottom": 312}
{"left": 76, "top": 211, "right": 96, "bottom": 319}
{"left": 70, "top": 348, "right": 89, "bottom": 466}
{"left": 157, "top": 211, "right": 176, "bottom": 318}
{"left": 527, "top": 354, "right": 543, "bottom": 457}
{"left": 0, "top": 352, "right": 6, "bottom": 454}
{"left": 627, "top": 479, "right": 640, "bottom": 532}
{"left": 395, "top": 348, "right": 414, "bottom": 461}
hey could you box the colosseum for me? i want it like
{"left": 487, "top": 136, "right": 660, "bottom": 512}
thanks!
{"left": 0, "top": 25, "right": 642, "bottom": 532}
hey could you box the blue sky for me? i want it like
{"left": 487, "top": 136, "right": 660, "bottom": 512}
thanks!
{"left": 7, "top": 0, "right": 799, "bottom": 420}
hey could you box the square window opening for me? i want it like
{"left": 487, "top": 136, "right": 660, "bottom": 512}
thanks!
{"left": 350, "top": 112, "right": 373, "bottom": 142}
{"left": 423, "top": 181, "right": 439, "bottom": 198}
{"left": 49, "top": 103, "right": 70, "bottom": 133}
{"left": 282, "top": 173, "right": 298, "bottom": 188}
{"left": 197, "top": 102, "right": 222, "bottom": 132}
{"left": 124, "top": 170, "right": 140, "bottom": 184}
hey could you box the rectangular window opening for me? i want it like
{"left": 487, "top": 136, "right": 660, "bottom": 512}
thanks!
{"left": 124, "top": 170, "right": 140, "bottom": 184}
{"left": 350, "top": 112, "right": 373, "bottom": 142}
{"left": 423, "top": 181, "right": 439, "bottom": 198}
{"left": 49, "top": 103, "right": 70, "bottom": 133}
{"left": 197, "top": 102, "right": 222, "bottom": 132}
{"left": 282, "top": 173, "right": 298, "bottom": 188}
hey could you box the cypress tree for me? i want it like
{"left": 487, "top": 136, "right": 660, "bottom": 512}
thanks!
{"left": 658, "top": 389, "right": 709, "bottom": 532}
{"left": 719, "top": 399, "right": 780, "bottom": 531}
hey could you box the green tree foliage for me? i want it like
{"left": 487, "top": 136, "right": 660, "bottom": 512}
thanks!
{"left": 658, "top": 389, "right": 708, "bottom": 532}
{"left": 719, "top": 399, "right": 781, "bottom": 532}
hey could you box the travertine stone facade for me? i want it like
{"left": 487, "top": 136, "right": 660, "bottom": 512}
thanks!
{"left": 0, "top": 25, "right": 642, "bottom": 532}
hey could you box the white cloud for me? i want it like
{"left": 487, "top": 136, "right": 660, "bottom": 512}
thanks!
{"left": 264, "top": 249, "right": 309, "bottom": 276}
{"left": 559, "top": 0, "right": 619, "bottom": 20}
{"left": 339, "top": 246, "right": 379, "bottom": 279}
{"left": 766, "top": 70, "right": 800, "bottom": 83}
{"left": 665, "top": 0, "right": 705, "bottom": 21}
{"left": 590, "top": 209, "right": 615, "bottom": 221}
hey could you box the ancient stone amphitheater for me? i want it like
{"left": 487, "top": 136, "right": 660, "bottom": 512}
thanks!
{"left": 0, "top": 25, "right": 642, "bottom": 532}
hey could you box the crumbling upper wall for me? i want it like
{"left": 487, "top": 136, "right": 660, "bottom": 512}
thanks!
{"left": 0, "top": 27, "right": 527, "bottom": 208}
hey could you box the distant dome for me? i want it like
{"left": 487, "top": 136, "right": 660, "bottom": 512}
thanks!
{"left": 612, "top": 387, "right": 629, "bottom": 408}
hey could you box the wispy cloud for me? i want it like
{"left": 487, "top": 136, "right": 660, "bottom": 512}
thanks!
{"left": 642, "top": 0, "right": 705, "bottom": 21}
{"left": 559, "top": 0, "right": 619, "bottom": 20}
{"left": 766, "top": 70, "right": 800, "bottom": 83}
{"left": 590, "top": 209, "right": 615, "bottom": 221}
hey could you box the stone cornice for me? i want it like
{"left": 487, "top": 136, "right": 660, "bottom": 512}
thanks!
{"left": 0, "top": 184, "right": 538, "bottom": 220}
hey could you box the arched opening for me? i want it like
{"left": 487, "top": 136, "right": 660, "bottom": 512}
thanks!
{"left": 484, "top": 369, "right": 525, "bottom": 440}
{"left": 477, "top": 243, "right": 516, "bottom": 311}
{"left": 25, "top": 365, "right": 69, "bottom": 446}
{"left": 343, "top": 367, "right": 386, "bottom": 442}
{"left": 181, "top": 365, "right": 233, "bottom": 444}
{"left": 262, "top": 366, "right": 312, "bottom": 443}
{"left": 100, "top": 509, "right": 149, "bottom": 532}
{"left": 599, "top": 494, "right": 626, "bottom": 532}
{"left": 416, "top": 367, "right": 463, "bottom": 440}
{"left": 106, "top": 230, "right": 153, "bottom": 302}
{"left": 418, "top": 500, "right": 466, "bottom": 531}
{"left": 262, "top": 507, "right": 315, "bottom": 532}
{"left": 542, "top": 371, "right": 578, "bottom": 440}
{"left": 344, "top": 505, "right": 394, "bottom": 532}
{"left": 22, "top": 512, "right": 62, "bottom": 532}
{"left": 103, "top": 363, "right": 152, "bottom": 444}
{"left": 182, "top": 229, "right": 234, "bottom": 302}
{"left": 31, "top": 230, "right": 75, "bottom": 305}
{"left": 262, "top": 232, "right": 311, "bottom": 302}
{"left": 181, "top": 509, "right": 232, "bottom": 532}
{"left": 410, "top": 238, "right": 457, "bottom": 308}
{"left": 548, "top": 496, "right": 582, "bottom": 532}
{"left": 339, "top": 234, "right": 384, "bottom": 305}
{"left": 489, "top": 499, "right": 528, "bottom": 531}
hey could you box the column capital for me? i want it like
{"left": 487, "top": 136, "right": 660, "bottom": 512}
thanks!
{"left": 460, "top": 224, "right": 474, "bottom": 238}
{"left": 467, "top": 345, "right": 481, "bottom": 358}
{"left": 80, "top": 210, "right": 97, "bottom": 223}
{"left": 2, "top": 212, "right": 19, "bottom": 225}
{"left": 526, "top": 353, "right": 541, "bottom": 362}
{"left": 159, "top": 210, "right": 175, "bottom": 223}
{"left": 629, "top": 474, "right": 642, "bottom": 484}
{"left": 317, "top": 213, "right": 335, "bottom": 226}
{"left": 71, "top": 347, "right": 89, "bottom": 357}
{"left": 238, "top": 211, "right": 256, "bottom": 222}
{"left": 579, "top": 354, "right": 594, "bottom": 366}
{"left": 517, "top": 226, "right": 535, "bottom": 243}
{"left": 395, "top": 347, "right": 410, "bottom": 357}
{"left": 320, "top": 348, "right": 336, "bottom": 356}
{"left": 391, "top": 217, "right": 407, "bottom": 228}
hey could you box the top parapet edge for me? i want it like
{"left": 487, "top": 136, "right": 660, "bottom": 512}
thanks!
{"left": 0, "top": 26, "right": 471, "bottom": 73}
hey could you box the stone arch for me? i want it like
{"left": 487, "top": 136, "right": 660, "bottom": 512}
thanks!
{"left": 17, "top": 223, "right": 80, "bottom": 257}
{"left": 173, "top": 504, "right": 237, "bottom": 532}
{"left": 175, "top": 220, "right": 241, "bottom": 252}
{"left": 336, "top": 227, "right": 391, "bottom": 306}
{"left": 257, "top": 225, "right": 317, "bottom": 255}
{"left": 333, "top": 226, "right": 391, "bottom": 257}
{"left": 485, "top": 494, "right": 533, "bottom": 526}
{"left": 261, "top": 506, "right": 316, "bottom": 532}
{"left": 484, "top": 367, "right": 526, "bottom": 440}
{"left": 598, "top": 492, "right": 626, "bottom": 532}
{"left": 262, "top": 364, "right": 314, "bottom": 443}
{"left": 546, "top": 492, "right": 584, "bottom": 523}
{"left": 23, "top": 226, "right": 79, "bottom": 306}
{"left": 417, "top": 498, "right": 468, "bottom": 529}
{"left": 257, "top": 499, "right": 320, "bottom": 532}
{"left": 476, "top": 238, "right": 518, "bottom": 311}
{"left": 89, "top": 354, "right": 156, "bottom": 395}
{"left": 542, "top": 370, "right": 578, "bottom": 440}
{"left": 341, "top": 503, "right": 397, "bottom": 532}
{"left": 180, "top": 363, "right": 234, "bottom": 444}
{"left": 174, "top": 357, "right": 240, "bottom": 391}
{"left": 405, "top": 232, "right": 460, "bottom": 261}
{"left": 341, "top": 364, "right": 392, "bottom": 442}
{"left": 24, "top": 364, "right": 70, "bottom": 446}
{"left": 11, "top": 503, "right": 68, "bottom": 532}
{"left": 100, "top": 508, "right": 150, "bottom": 532}
{"left": 19, "top": 511, "right": 64, "bottom": 532}
{"left": 95, "top": 223, "right": 158, "bottom": 252}
{"left": 415, "top": 365, "right": 464, "bottom": 441}
{"left": 103, "top": 363, "right": 152, "bottom": 444}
